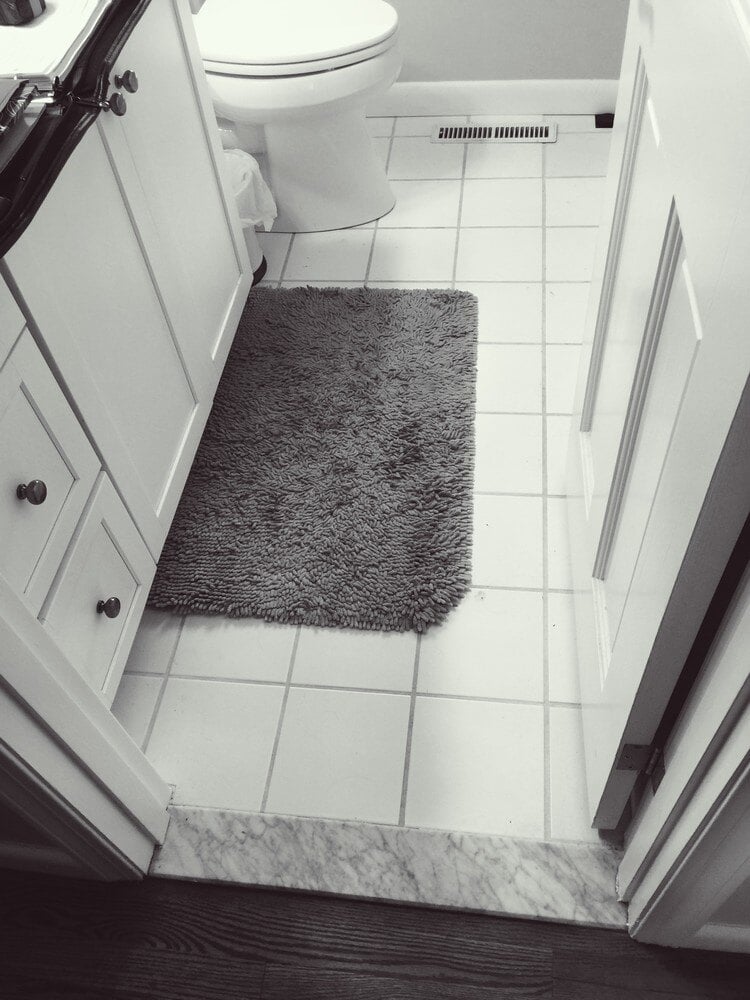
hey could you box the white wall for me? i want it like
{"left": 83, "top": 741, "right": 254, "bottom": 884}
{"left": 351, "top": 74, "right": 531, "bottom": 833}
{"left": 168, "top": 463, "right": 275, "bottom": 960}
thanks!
{"left": 191, "top": 0, "right": 629, "bottom": 80}
{"left": 390, "top": 0, "right": 629, "bottom": 80}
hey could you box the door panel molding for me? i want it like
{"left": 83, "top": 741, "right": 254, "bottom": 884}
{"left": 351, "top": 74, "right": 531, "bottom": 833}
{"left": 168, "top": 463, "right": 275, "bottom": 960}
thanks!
{"left": 593, "top": 203, "right": 682, "bottom": 579}
{"left": 581, "top": 53, "right": 648, "bottom": 432}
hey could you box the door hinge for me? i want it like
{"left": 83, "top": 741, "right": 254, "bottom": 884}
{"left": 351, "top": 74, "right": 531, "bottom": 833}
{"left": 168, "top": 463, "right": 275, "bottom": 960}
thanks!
{"left": 616, "top": 743, "right": 665, "bottom": 792}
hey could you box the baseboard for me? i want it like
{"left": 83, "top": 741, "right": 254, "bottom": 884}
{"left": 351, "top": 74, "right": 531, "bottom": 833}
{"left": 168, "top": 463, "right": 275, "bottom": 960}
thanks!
{"left": 366, "top": 79, "right": 619, "bottom": 117}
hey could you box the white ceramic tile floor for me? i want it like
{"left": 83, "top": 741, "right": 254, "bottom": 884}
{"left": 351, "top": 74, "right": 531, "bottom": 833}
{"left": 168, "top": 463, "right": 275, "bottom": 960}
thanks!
{"left": 455, "top": 282, "right": 542, "bottom": 343}
{"left": 115, "top": 114, "right": 612, "bottom": 846}
{"left": 474, "top": 413, "right": 543, "bottom": 494}
{"left": 380, "top": 179, "right": 462, "bottom": 228}
{"left": 464, "top": 142, "right": 542, "bottom": 179}
{"left": 545, "top": 283, "right": 590, "bottom": 343}
{"left": 265, "top": 687, "right": 411, "bottom": 824}
{"left": 461, "top": 178, "right": 542, "bottom": 227}
{"left": 405, "top": 697, "right": 545, "bottom": 838}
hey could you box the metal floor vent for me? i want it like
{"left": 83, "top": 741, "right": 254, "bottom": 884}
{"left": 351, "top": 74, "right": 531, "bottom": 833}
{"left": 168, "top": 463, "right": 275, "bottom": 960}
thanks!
{"left": 432, "top": 123, "right": 557, "bottom": 143}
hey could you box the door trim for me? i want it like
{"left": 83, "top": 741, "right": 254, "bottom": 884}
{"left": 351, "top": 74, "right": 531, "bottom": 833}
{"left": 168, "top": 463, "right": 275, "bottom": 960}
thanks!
{"left": 0, "top": 578, "right": 171, "bottom": 878}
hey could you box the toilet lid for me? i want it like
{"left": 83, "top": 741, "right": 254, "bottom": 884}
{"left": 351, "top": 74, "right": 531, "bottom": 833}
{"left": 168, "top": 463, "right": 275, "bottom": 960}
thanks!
{"left": 196, "top": 0, "right": 398, "bottom": 69}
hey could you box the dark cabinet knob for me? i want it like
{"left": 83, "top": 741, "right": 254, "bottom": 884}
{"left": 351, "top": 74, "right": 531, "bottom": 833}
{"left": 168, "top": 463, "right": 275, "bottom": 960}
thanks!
{"left": 97, "top": 597, "right": 121, "bottom": 619}
{"left": 115, "top": 70, "right": 139, "bottom": 94}
{"left": 16, "top": 480, "right": 47, "bottom": 505}
{"left": 107, "top": 92, "right": 127, "bottom": 117}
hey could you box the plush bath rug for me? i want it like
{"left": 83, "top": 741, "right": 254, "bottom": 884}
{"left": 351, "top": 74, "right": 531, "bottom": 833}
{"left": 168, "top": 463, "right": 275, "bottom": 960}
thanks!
{"left": 148, "top": 286, "right": 477, "bottom": 632}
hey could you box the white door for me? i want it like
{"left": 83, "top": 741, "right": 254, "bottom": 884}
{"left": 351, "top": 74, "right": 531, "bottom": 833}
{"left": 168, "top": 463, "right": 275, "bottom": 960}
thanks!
{"left": 567, "top": 0, "right": 750, "bottom": 829}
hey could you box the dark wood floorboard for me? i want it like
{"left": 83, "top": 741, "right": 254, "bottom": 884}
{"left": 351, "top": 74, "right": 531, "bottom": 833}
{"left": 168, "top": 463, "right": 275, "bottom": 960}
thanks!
{"left": 1, "top": 870, "right": 749, "bottom": 1000}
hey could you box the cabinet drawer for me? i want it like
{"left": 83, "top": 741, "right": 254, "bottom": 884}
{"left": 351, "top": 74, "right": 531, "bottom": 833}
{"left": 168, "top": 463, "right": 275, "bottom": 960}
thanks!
{"left": 40, "top": 474, "right": 156, "bottom": 705}
{"left": 0, "top": 331, "right": 100, "bottom": 613}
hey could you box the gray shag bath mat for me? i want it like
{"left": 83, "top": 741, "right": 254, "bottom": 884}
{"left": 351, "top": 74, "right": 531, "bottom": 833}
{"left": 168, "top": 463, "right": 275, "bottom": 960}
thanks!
{"left": 148, "top": 286, "right": 477, "bottom": 632}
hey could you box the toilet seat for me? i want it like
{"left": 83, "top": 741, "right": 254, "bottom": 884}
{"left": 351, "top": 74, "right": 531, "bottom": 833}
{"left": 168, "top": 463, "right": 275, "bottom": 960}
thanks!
{"left": 196, "top": 0, "right": 398, "bottom": 77}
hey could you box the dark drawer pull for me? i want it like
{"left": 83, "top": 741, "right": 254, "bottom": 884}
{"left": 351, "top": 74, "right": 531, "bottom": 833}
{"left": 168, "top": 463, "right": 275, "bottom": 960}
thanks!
{"left": 115, "top": 69, "right": 139, "bottom": 93}
{"left": 97, "top": 597, "right": 121, "bottom": 619}
{"left": 106, "top": 92, "right": 127, "bottom": 116}
{"left": 16, "top": 480, "right": 47, "bottom": 505}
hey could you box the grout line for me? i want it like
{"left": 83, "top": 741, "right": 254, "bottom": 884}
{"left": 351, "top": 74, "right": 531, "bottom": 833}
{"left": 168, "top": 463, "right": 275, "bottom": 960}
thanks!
{"left": 450, "top": 117, "right": 470, "bottom": 288}
{"left": 541, "top": 141, "right": 552, "bottom": 842}
{"left": 363, "top": 119, "right": 396, "bottom": 283}
{"left": 141, "top": 617, "right": 185, "bottom": 755}
{"left": 398, "top": 634, "right": 422, "bottom": 826}
{"left": 473, "top": 490, "right": 545, "bottom": 499}
{"left": 158, "top": 674, "right": 287, "bottom": 687}
{"left": 260, "top": 626, "right": 301, "bottom": 812}
{"left": 471, "top": 583, "right": 574, "bottom": 594}
{"left": 125, "top": 676, "right": 575, "bottom": 708}
{"left": 276, "top": 233, "right": 296, "bottom": 285}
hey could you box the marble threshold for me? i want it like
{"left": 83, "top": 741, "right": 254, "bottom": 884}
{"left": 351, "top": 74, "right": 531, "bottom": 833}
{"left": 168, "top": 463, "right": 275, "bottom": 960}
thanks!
{"left": 150, "top": 806, "right": 627, "bottom": 929}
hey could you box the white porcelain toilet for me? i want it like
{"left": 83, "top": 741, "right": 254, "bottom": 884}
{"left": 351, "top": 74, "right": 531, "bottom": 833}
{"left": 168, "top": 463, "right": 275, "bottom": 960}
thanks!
{"left": 195, "top": 0, "right": 401, "bottom": 233}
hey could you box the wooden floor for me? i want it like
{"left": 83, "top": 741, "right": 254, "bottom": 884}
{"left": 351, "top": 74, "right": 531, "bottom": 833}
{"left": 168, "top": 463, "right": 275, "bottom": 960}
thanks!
{"left": 1, "top": 870, "right": 749, "bottom": 999}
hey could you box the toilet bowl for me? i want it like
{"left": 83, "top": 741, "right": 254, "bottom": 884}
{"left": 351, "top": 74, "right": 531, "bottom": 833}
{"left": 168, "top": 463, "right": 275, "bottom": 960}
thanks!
{"left": 195, "top": 0, "right": 401, "bottom": 233}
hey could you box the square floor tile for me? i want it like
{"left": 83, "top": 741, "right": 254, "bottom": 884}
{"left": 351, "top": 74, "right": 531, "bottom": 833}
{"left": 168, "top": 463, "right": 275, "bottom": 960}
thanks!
{"left": 284, "top": 231, "right": 374, "bottom": 281}
{"left": 476, "top": 344, "right": 542, "bottom": 413}
{"left": 369, "top": 228, "right": 457, "bottom": 281}
{"left": 546, "top": 177, "right": 606, "bottom": 227}
{"left": 469, "top": 115, "right": 543, "bottom": 125}
{"left": 418, "top": 589, "right": 544, "bottom": 701}
{"left": 545, "top": 228, "right": 598, "bottom": 281}
{"left": 380, "top": 179, "right": 462, "bottom": 228}
{"left": 546, "top": 415, "right": 572, "bottom": 495}
{"left": 147, "top": 679, "right": 284, "bottom": 810}
{"left": 111, "top": 674, "right": 162, "bottom": 749}
{"left": 464, "top": 143, "right": 542, "bottom": 179}
{"left": 366, "top": 281, "right": 452, "bottom": 289}
{"left": 472, "top": 495, "right": 544, "bottom": 589}
{"left": 293, "top": 627, "right": 416, "bottom": 691}
{"left": 405, "top": 697, "right": 545, "bottom": 837}
{"left": 461, "top": 178, "right": 542, "bottom": 228}
{"left": 544, "top": 115, "right": 597, "bottom": 133}
{"left": 266, "top": 688, "right": 410, "bottom": 823}
{"left": 256, "top": 232, "right": 292, "bottom": 282}
{"left": 366, "top": 117, "right": 394, "bottom": 137}
{"left": 281, "top": 281, "right": 364, "bottom": 288}
{"left": 125, "top": 609, "right": 181, "bottom": 675}
{"left": 549, "top": 705, "right": 599, "bottom": 842}
{"left": 388, "top": 137, "right": 464, "bottom": 179}
{"left": 394, "top": 116, "right": 466, "bottom": 137}
{"left": 474, "top": 413, "right": 543, "bottom": 494}
{"left": 545, "top": 132, "right": 612, "bottom": 177}
{"left": 455, "top": 282, "right": 542, "bottom": 343}
{"left": 547, "top": 497, "right": 574, "bottom": 590}
{"left": 546, "top": 344, "right": 580, "bottom": 414}
{"left": 548, "top": 592, "right": 581, "bottom": 703}
{"left": 171, "top": 616, "right": 296, "bottom": 682}
{"left": 546, "top": 283, "right": 590, "bottom": 343}
{"left": 456, "top": 228, "right": 542, "bottom": 282}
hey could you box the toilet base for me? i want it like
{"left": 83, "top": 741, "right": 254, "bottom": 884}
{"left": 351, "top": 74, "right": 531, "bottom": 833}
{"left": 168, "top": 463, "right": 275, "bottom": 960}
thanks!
{"left": 261, "top": 108, "right": 395, "bottom": 233}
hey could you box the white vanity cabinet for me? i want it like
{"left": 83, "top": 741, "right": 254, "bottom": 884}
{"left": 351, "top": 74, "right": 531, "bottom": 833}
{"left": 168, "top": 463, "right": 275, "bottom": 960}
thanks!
{"left": 2, "top": 0, "right": 250, "bottom": 560}
{"left": 0, "top": 0, "right": 251, "bottom": 704}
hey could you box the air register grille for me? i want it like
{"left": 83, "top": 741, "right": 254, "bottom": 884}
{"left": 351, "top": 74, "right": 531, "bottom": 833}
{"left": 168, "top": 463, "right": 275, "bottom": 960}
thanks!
{"left": 432, "top": 123, "right": 557, "bottom": 143}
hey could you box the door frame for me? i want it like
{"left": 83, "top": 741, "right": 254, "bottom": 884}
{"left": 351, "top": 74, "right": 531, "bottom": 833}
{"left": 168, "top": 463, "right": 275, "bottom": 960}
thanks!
{"left": 621, "top": 553, "right": 750, "bottom": 951}
{"left": 0, "top": 578, "right": 171, "bottom": 879}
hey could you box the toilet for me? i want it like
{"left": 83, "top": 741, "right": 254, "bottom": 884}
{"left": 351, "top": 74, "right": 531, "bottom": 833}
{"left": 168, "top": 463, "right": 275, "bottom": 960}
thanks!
{"left": 195, "top": 0, "right": 401, "bottom": 233}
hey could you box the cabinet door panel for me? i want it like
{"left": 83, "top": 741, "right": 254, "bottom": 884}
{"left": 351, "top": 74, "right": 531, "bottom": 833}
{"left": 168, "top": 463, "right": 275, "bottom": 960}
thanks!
{"left": 5, "top": 128, "right": 201, "bottom": 550}
{"left": 102, "top": 0, "right": 247, "bottom": 373}
{"left": 41, "top": 474, "right": 156, "bottom": 705}
{"left": 0, "top": 332, "right": 99, "bottom": 613}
